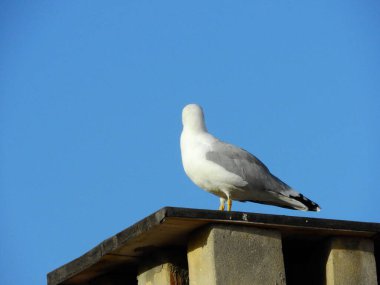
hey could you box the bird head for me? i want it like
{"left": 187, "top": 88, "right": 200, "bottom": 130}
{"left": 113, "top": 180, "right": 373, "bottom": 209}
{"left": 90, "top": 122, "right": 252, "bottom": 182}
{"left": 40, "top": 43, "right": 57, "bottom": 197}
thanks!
{"left": 182, "top": 104, "right": 207, "bottom": 133}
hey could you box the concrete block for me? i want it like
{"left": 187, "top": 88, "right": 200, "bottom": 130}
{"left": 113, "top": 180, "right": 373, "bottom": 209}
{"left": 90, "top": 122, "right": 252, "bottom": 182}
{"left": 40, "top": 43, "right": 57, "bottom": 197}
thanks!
{"left": 326, "top": 237, "right": 377, "bottom": 285}
{"left": 187, "top": 224, "right": 286, "bottom": 285}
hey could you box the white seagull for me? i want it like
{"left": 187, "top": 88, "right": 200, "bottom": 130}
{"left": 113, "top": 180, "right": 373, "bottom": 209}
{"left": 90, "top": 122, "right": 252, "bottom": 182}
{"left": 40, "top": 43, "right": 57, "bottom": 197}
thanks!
{"left": 180, "top": 104, "right": 320, "bottom": 212}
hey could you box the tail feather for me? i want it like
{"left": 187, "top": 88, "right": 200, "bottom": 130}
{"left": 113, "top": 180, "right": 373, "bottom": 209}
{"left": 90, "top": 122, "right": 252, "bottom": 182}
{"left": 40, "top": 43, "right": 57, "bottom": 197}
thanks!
{"left": 265, "top": 174, "right": 321, "bottom": 211}
{"left": 291, "top": 193, "right": 321, "bottom": 212}
{"left": 246, "top": 193, "right": 321, "bottom": 212}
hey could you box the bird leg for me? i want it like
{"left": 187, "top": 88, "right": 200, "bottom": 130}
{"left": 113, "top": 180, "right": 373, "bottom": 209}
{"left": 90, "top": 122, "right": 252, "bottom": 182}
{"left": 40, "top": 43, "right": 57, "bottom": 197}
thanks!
{"left": 227, "top": 198, "right": 232, "bottom": 211}
{"left": 219, "top": 198, "right": 225, "bottom": 211}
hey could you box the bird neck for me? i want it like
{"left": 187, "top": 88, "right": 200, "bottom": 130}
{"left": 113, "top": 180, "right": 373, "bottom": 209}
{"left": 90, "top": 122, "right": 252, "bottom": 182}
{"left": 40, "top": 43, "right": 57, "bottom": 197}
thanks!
{"left": 183, "top": 118, "right": 207, "bottom": 134}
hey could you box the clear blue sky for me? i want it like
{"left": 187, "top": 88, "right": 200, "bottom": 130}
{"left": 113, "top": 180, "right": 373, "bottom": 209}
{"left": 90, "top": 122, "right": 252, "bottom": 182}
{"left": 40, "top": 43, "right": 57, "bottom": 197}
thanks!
{"left": 1, "top": 1, "right": 379, "bottom": 284}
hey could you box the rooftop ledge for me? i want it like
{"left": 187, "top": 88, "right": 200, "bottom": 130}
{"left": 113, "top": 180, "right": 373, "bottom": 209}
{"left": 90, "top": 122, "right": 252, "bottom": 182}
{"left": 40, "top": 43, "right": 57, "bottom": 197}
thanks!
{"left": 48, "top": 207, "right": 380, "bottom": 285}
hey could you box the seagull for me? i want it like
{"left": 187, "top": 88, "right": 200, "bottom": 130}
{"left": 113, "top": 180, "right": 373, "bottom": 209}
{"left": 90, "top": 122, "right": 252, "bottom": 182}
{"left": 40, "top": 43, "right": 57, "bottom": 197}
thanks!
{"left": 180, "top": 104, "right": 320, "bottom": 212}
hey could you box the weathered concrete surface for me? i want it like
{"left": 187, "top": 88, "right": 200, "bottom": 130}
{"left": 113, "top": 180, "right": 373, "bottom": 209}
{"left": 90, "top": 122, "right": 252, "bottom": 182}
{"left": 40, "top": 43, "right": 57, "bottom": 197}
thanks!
{"left": 187, "top": 224, "right": 286, "bottom": 285}
{"left": 137, "top": 249, "right": 188, "bottom": 285}
{"left": 326, "top": 237, "right": 377, "bottom": 285}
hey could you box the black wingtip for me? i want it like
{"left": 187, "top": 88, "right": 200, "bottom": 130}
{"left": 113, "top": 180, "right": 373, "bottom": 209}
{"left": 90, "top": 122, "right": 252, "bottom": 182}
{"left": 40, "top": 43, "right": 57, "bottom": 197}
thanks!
{"left": 293, "top": 194, "right": 321, "bottom": 212}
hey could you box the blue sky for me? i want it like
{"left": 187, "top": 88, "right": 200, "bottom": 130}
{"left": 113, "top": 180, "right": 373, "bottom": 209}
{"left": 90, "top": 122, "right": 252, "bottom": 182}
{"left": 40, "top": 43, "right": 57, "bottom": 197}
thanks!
{"left": 1, "top": 1, "right": 379, "bottom": 284}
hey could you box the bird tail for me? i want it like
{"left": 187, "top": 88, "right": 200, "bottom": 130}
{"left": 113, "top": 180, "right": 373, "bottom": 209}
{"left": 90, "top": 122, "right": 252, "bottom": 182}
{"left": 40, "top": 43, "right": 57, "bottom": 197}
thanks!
{"left": 262, "top": 189, "right": 321, "bottom": 212}
{"left": 290, "top": 193, "right": 321, "bottom": 212}
{"left": 247, "top": 192, "right": 321, "bottom": 212}
{"left": 266, "top": 174, "right": 321, "bottom": 211}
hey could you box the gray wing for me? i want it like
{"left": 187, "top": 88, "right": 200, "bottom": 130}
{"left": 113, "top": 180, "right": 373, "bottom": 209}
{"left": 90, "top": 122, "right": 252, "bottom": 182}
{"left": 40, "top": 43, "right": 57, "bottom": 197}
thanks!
{"left": 205, "top": 141, "right": 290, "bottom": 193}
{"left": 205, "top": 141, "right": 321, "bottom": 211}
